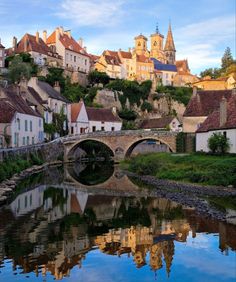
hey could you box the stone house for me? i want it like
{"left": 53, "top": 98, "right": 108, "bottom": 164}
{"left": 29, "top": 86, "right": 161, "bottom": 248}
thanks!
{"left": 0, "top": 86, "right": 44, "bottom": 148}
{"left": 46, "top": 27, "right": 90, "bottom": 74}
{"left": 192, "top": 75, "right": 236, "bottom": 90}
{"left": 183, "top": 88, "right": 233, "bottom": 133}
{"left": 140, "top": 116, "right": 182, "bottom": 132}
{"left": 174, "top": 60, "right": 199, "bottom": 87}
{"left": 196, "top": 90, "right": 236, "bottom": 153}
{"left": 151, "top": 58, "right": 177, "bottom": 86}
{"left": 6, "top": 33, "right": 62, "bottom": 67}
{"left": 28, "top": 77, "right": 71, "bottom": 137}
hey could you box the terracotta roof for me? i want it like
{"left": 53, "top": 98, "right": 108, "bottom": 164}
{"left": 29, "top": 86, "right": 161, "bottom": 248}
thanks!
{"left": 87, "top": 108, "right": 121, "bottom": 122}
{"left": 184, "top": 90, "right": 232, "bottom": 117}
{"left": 71, "top": 101, "right": 83, "bottom": 122}
{"left": 46, "top": 31, "right": 56, "bottom": 44}
{"left": 104, "top": 54, "right": 121, "bottom": 66}
{"left": 89, "top": 54, "right": 100, "bottom": 62}
{"left": 119, "top": 51, "right": 132, "bottom": 59}
{"left": 70, "top": 194, "right": 83, "bottom": 214}
{"left": 197, "top": 94, "right": 236, "bottom": 132}
{"left": 37, "top": 80, "right": 69, "bottom": 103}
{"left": 8, "top": 33, "right": 60, "bottom": 59}
{"left": 0, "top": 100, "right": 16, "bottom": 123}
{"left": 137, "top": 54, "right": 152, "bottom": 64}
{"left": 140, "top": 117, "right": 174, "bottom": 129}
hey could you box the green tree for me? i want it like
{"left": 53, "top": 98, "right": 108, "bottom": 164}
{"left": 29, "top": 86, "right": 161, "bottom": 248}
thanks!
{"left": 42, "top": 67, "right": 66, "bottom": 92}
{"left": 118, "top": 108, "right": 137, "bottom": 121}
{"left": 208, "top": 133, "right": 230, "bottom": 154}
{"left": 8, "top": 56, "right": 32, "bottom": 83}
{"left": 141, "top": 101, "right": 153, "bottom": 112}
{"left": 88, "top": 70, "right": 110, "bottom": 86}
{"left": 221, "top": 47, "right": 234, "bottom": 71}
{"left": 200, "top": 68, "right": 221, "bottom": 79}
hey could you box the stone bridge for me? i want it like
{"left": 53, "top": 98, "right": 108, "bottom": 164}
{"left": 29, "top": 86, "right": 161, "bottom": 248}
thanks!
{"left": 62, "top": 130, "right": 178, "bottom": 162}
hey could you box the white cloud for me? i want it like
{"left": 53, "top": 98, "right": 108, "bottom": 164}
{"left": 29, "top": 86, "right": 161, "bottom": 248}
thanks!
{"left": 175, "top": 15, "right": 235, "bottom": 73}
{"left": 57, "top": 0, "right": 126, "bottom": 27}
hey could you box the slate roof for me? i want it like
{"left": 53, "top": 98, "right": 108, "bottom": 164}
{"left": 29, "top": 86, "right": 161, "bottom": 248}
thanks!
{"left": 0, "top": 100, "right": 16, "bottom": 123}
{"left": 87, "top": 108, "right": 121, "bottom": 122}
{"left": 140, "top": 117, "right": 174, "bottom": 129}
{"left": 184, "top": 90, "right": 232, "bottom": 117}
{"left": 27, "top": 86, "right": 44, "bottom": 104}
{"left": 197, "top": 94, "right": 236, "bottom": 132}
{"left": 37, "top": 80, "right": 69, "bottom": 103}
{"left": 151, "top": 58, "right": 177, "bottom": 72}
{"left": 71, "top": 101, "right": 84, "bottom": 122}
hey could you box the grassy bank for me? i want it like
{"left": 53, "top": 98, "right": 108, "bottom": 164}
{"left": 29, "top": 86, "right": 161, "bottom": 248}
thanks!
{"left": 122, "top": 153, "right": 236, "bottom": 187}
{"left": 0, "top": 153, "right": 43, "bottom": 182}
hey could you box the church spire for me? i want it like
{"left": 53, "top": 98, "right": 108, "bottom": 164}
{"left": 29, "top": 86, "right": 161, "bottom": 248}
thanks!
{"left": 156, "top": 22, "right": 159, "bottom": 34}
{"left": 164, "top": 23, "right": 176, "bottom": 51}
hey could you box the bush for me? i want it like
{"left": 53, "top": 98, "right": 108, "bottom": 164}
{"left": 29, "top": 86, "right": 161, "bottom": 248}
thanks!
{"left": 208, "top": 133, "right": 230, "bottom": 154}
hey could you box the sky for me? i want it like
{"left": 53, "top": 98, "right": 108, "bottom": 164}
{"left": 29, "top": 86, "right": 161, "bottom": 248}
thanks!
{"left": 0, "top": 0, "right": 235, "bottom": 74}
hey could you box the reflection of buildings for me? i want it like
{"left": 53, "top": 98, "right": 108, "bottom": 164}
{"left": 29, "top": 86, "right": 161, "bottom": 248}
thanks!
{"left": 0, "top": 179, "right": 236, "bottom": 280}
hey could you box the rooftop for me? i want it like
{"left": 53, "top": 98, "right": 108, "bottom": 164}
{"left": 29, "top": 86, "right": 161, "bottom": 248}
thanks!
{"left": 87, "top": 108, "right": 121, "bottom": 122}
{"left": 151, "top": 58, "right": 177, "bottom": 72}
{"left": 140, "top": 117, "right": 175, "bottom": 129}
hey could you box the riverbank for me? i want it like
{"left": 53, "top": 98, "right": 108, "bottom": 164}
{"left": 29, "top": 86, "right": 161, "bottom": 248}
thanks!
{"left": 122, "top": 153, "right": 236, "bottom": 187}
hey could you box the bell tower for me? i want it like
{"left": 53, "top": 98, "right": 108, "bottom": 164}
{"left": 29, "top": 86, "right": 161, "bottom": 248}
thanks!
{"left": 150, "top": 23, "right": 165, "bottom": 62}
{"left": 134, "top": 34, "right": 148, "bottom": 55}
{"left": 164, "top": 23, "right": 176, "bottom": 65}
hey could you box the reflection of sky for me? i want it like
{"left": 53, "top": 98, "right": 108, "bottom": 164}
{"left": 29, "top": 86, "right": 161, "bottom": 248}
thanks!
{"left": 0, "top": 233, "right": 235, "bottom": 282}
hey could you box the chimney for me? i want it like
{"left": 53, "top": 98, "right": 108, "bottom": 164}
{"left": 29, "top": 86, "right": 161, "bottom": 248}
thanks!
{"left": 78, "top": 37, "right": 83, "bottom": 48}
{"left": 112, "top": 106, "right": 117, "bottom": 116}
{"left": 83, "top": 46, "right": 87, "bottom": 52}
{"left": 24, "top": 37, "right": 28, "bottom": 52}
{"left": 36, "top": 31, "right": 39, "bottom": 43}
{"left": 56, "top": 27, "right": 60, "bottom": 41}
{"left": 65, "top": 30, "right": 71, "bottom": 38}
{"left": 54, "top": 81, "right": 61, "bottom": 93}
{"left": 192, "top": 86, "right": 197, "bottom": 96}
{"left": 43, "top": 30, "right": 47, "bottom": 43}
{"left": 12, "top": 36, "right": 17, "bottom": 51}
{"left": 19, "top": 77, "right": 28, "bottom": 93}
{"left": 128, "top": 47, "right": 131, "bottom": 52}
{"left": 220, "top": 96, "right": 227, "bottom": 127}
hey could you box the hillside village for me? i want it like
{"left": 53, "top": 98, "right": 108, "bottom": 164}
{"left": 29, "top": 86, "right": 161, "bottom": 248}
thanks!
{"left": 0, "top": 24, "right": 236, "bottom": 153}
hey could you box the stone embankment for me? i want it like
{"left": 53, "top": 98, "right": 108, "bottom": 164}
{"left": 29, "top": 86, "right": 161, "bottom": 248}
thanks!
{"left": 0, "top": 161, "right": 62, "bottom": 206}
{"left": 127, "top": 172, "right": 236, "bottom": 222}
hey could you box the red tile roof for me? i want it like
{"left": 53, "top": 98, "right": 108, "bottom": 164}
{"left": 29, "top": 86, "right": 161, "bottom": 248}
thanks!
{"left": 46, "top": 31, "right": 56, "bottom": 44}
{"left": 184, "top": 90, "right": 232, "bottom": 117}
{"left": 71, "top": 101, "right": 84, "bottom": 122}
{"left": 197, "top": 94, "right": 236, "bottom": 132}
{"left": 0, "top": 100, "right": 16, "bottom": 123}
{"left": 137, "top": 54, "right": 152, "bottom": 64}
{"left": 104, "top": 54, "right": 121, "bottom": 66}
{"left": 119, "top": 51, "right": 132, "bottom": 59}
{"left": 87, "top": 108, "right": 121, "bottom": 122}
{"left": 8, "top": 33, "right": 60, "bottom": 59}
{"left": 140, "top": 117, "right": 174, "bottom": 129}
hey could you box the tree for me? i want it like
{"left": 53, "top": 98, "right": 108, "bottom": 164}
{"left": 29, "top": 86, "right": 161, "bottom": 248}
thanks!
{"left": 43, "top": 67, "right": 66, "bottom": 92}
{"left": 200, "top": 68, "right": 221, "bottom": 79}
{"left": 141, "top": 101, "right": 153, "bottom": 112}
{"left": 88, "top": 70, "right": 110, "bottom": 86}
{"left": 221, "top": 47, "right": 234, "bottom": 71}
{"left": 208, "top": 133, "right": 230, "bottom": 154}
{"left": 8, "top": 56, "right": 32, "bottom": 83}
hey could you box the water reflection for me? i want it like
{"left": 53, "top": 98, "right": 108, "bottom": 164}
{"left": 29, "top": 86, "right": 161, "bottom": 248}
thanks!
{"left": 0, "top": 164, "right": 235, "bottom": 282}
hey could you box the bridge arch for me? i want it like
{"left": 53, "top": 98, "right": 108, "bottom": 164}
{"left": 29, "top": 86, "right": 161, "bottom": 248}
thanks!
{"left": 125, "top": 137, "right": 174, "bottom": 158}
{"left": 67, "top": 138, "right": 115, "bottom": 161}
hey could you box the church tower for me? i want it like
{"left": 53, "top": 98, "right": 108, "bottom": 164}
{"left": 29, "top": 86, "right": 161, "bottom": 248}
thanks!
{"left": 134, "top": 34, "right": 148, "bottom": 56}
{"left": 164, "top": 23, "right": 176, "bottom": 65}
{"left": 150, "top": 24, "right": 165, "bottom": 62}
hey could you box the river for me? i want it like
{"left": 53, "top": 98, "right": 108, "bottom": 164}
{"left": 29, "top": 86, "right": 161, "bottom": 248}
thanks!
{"left": 0, "top": 163, "right": 235, "bottom": 282}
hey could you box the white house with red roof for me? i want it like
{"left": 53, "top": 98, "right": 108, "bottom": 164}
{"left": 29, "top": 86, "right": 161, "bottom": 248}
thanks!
{"left": 46, "top": 27, "right": 90, "bottom": 73}
{"left": 70, "top": 101, "right": 89, "bottom": 135}
{"left": 0, "top": 86, "right": 44, "bottom": 148}
{"left": 196, "top": 89, "right": 236, "bottom": 153}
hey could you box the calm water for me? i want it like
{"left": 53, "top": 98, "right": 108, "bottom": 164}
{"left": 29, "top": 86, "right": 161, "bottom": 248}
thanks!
{"left": 0, "top": 163, "right": 235, "bottom": 282}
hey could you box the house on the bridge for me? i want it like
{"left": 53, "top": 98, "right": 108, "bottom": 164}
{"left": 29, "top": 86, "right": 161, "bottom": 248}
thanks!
{"left": 196, "top": 90, "right": 236, "bottom": 153}
{"left": 0, "top": 85, "right": 44, "bottom": 148}
{"left": 140, "top": 116, "right": 182, "bottom": 132}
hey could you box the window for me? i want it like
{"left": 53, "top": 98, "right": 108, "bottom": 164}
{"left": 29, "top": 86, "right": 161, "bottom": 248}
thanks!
{"left": 23, "top": 137, "right": 25, "bottom": 145}
{"left": 24, "top": 196, "right": 27, "bottom": 208}
{"left": 17, "top": 118, "right": 20, "bottom": 130}
{"left": 111, "top": 127, "right": 115, "bottom": 131}
{"left": 71, "top": 126, "right": 74, "bottom": 134}
{"left": 85, "top": 59, "right": 87, "bottom": 65}
{"left": 30, "top": 121, "right": 32, "bottom": 132}
{"left": 74, "top": 56, "right": 76, "bottom": 62}
{"left": 27, "top": 136, "right": 30, "bottom": 145}
{"left": 223, "top": 131, "right": 227, "bottom": 138}
{"left": 92, "top": 126, "right": 96, "bottom": 132}
{"left": 0, "top": 137, "right": 3, "bottom": 148}
{"left": 14, "top": 132, "right": 17, "bottom": 145}
{"left": 25, "top": 120, "right": 28, "bottom": 131}
{"left": 101, "top": 127, "right": 105, "bottom": 131}
{"left": 30, "top": 194, "right": 32, "bottom": 206}
{"left": 39, "top": 119, "right": 41, "bottom": 127}
{"left": 32, "top": 137, "right": 34, "bottom": 144}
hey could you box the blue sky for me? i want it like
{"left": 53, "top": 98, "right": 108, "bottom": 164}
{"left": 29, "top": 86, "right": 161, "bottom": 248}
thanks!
{"left": 0, "top": 0, "right": 235, "bottom": 74}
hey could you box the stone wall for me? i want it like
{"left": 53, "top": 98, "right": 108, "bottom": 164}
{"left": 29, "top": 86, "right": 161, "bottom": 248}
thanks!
{"left": 94, "top": 89, "right": 122, "bottom": 110}
{"left": 0, "top": 139, "right": 64, "bottom": 163}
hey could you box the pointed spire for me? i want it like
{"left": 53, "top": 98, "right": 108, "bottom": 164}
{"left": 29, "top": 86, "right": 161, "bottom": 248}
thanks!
{"left": 164, "top": 22, "right": 176, "bottom": 51}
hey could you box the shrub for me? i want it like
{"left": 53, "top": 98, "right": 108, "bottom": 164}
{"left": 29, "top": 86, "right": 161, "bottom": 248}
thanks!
{"left": 208, "top": 133, "right": 230, "bottom": 154}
